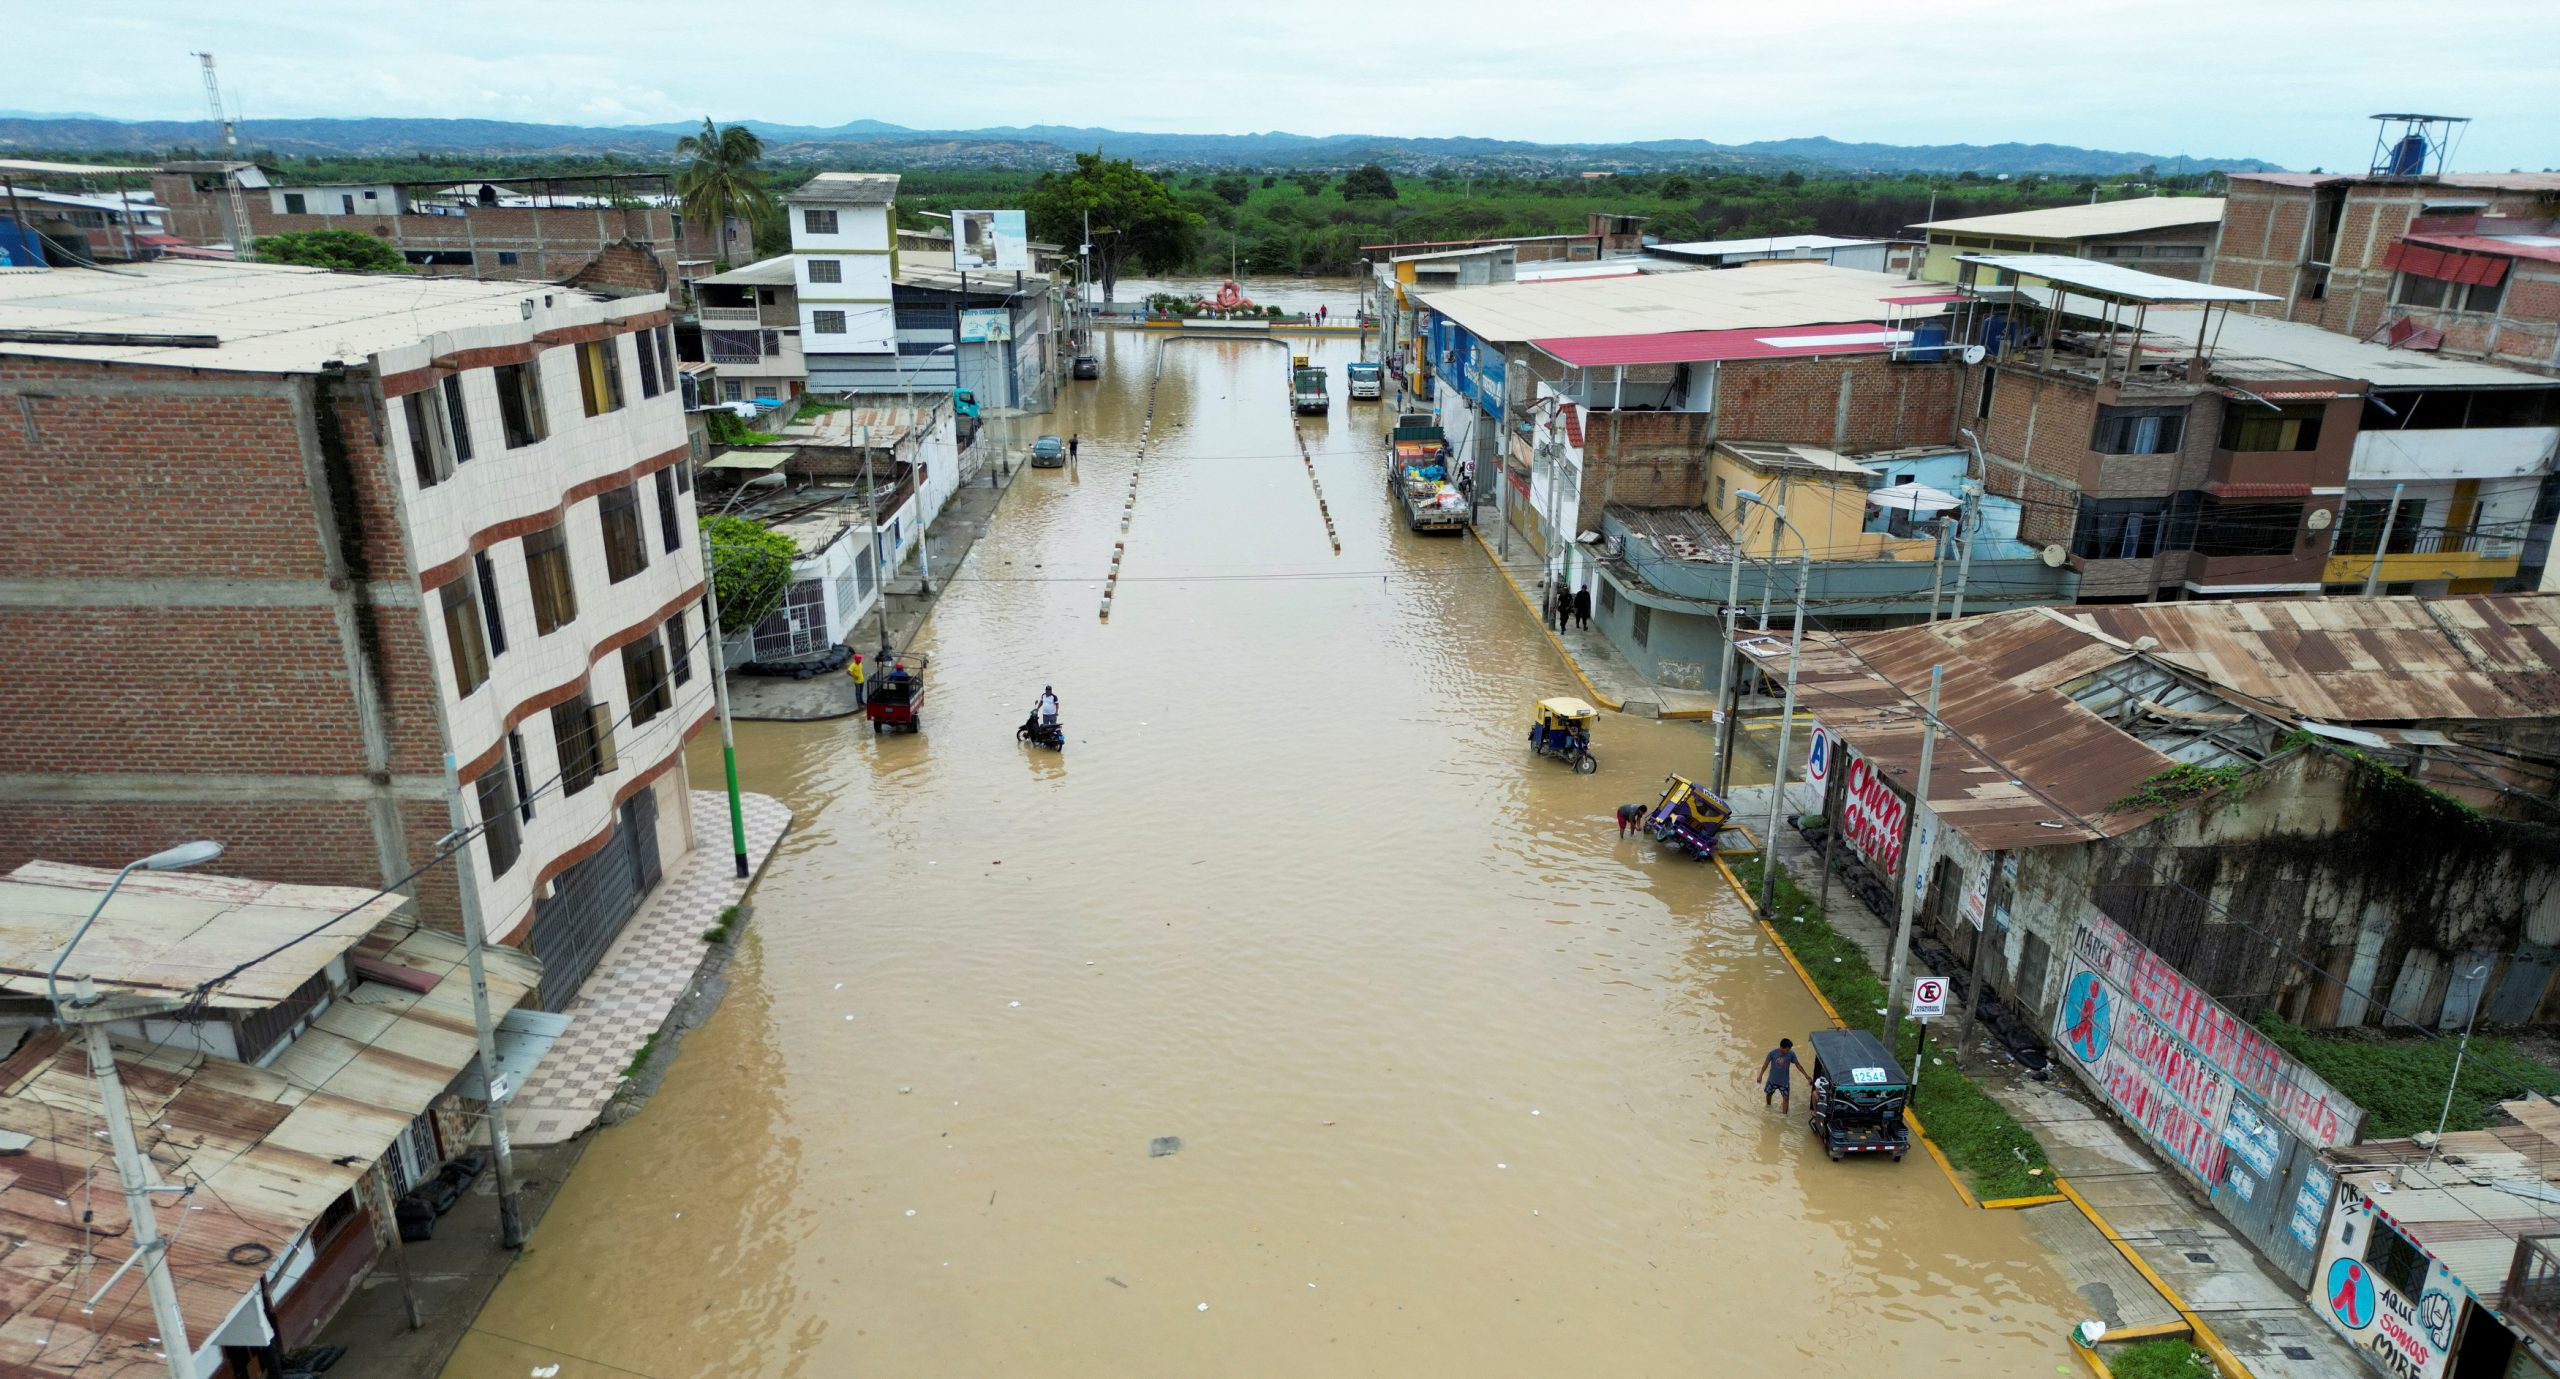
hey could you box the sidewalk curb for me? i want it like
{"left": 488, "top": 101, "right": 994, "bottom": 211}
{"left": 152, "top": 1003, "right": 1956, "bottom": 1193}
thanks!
{"left": 1464, "top": 522, "right": 1624, "bottom": 712}
{"left": 2056, "top": 1177, "right": 2255, "bottom": 1379}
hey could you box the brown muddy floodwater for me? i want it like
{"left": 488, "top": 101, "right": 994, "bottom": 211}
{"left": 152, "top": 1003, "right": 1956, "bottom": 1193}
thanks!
{"left": 446, "top": 308, "right": 2083, "bottom": 1378}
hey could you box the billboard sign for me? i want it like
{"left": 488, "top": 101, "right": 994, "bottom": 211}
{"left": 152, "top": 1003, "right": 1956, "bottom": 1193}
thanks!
{"left": 952, "top": 209, "right": 1029, "bottom": 273}
{"left": 2053, "top": 911, "right": 2363, "bottom": 1188}
{"left": 1833, "top": 738, "right": 1911, "bottom": 877}
{"left": 959, "top": 309, "right": 1012, "bottom": 344}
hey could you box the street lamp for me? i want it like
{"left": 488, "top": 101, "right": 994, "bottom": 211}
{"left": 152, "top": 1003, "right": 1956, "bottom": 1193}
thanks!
{"left": 2427, "top": 958, "right": 2496, "bottom": 1170}
{"left": 47, "top": 839, "right": 225, "bottom": 1379}
{"left": 1734, "top": 490, "right": 1812, "bottom": 921}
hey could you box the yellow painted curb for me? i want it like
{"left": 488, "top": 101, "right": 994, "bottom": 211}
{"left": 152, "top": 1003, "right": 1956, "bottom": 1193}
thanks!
{"left": 1711, "top": 851, "right": 1979, "bottom": 1209}
{"left": 1660, "top": 706, "right": 1719, "bottom": 721}
{"left": 2075, "top": 1343, "right": 2114, "bottom": 1379}
{"left": 2094, "top": 1322, "right": 2197, "bottom": 1345}
{"left": 2055, "top": 1177, "right": 2255, "bottom": 1379}
{"left": 1466, "top": 523, "right": 1623, "bottom": 712}
{"left": 1980, "top": 1193, "right": 2071, "bottom": 1210}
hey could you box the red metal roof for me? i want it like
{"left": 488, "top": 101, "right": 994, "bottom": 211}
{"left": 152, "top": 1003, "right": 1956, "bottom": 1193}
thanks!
{"left": 2403, "top": 232, "right": 2560, "bottom": 266}
{"left": 1534, "top": 322, "right": 1907, "bottom": 368}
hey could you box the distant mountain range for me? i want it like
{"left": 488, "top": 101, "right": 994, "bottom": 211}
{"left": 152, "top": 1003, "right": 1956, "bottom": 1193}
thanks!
{"left": 0, "top": 114, "right": 2278, "bottom": 177}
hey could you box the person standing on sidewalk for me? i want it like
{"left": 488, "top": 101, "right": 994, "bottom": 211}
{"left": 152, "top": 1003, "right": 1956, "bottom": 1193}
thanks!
{"left": 1573, "top": 586, "right": 1592, "bottom": 631}
{"left": 847, "top": 652, "right": 867, "bottom": 707}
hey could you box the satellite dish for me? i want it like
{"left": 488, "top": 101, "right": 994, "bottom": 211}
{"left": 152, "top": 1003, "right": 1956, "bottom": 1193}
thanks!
{"left": 2041, "top": 544, "right": 2068, "bottom": 568}
{"left": 1962, "top": 344, "right": 1988, "bottom": 366}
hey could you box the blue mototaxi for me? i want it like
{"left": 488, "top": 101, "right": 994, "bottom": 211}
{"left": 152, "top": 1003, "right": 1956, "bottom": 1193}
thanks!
{"left": 1529, "top": 697, "right": 1599, "bottom": 773}
{"left": 1643, "top": 774, "right": 1731, "bottom": 858}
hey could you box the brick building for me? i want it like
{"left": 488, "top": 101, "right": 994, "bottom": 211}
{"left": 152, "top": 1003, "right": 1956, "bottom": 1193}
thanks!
{"left": 2211, "top": 169, "right": 2560, "bottom": 378}
{"left": 0, "top": 260, "right": 711, "bottom": 1009}
{"left": 153, "top": 164, "right": 687, "bottom": 288}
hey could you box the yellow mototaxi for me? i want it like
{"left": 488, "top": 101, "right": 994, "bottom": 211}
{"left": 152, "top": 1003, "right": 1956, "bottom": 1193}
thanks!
{"left": 1644, "top": 773, "right": 1731, "bottom": 858}
{"left": 1529, "top": 697, "right": 1599, "bottom": 773}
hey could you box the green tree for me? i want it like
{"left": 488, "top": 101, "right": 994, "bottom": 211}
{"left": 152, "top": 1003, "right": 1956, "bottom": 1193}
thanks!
{"left": 1210, "top": 174, "right": 1254, "bottom": 207}
{"left": 1297, "top": 173, "right": 1328, "bottom": 197}
{"left": 673, "top": 118, "right": 775, "bottom": 270}
{"left": 1660, "top": 174, "right": 1693, "bottom": 200}
{"left": 253, "top": 229, "right": 406, "bottom": 273}
{"left": 1023, "top": 151, "right": 1201, "bottom": 302}
{"left": 1259, "top": 174, "right": 1277, "bottom": 189}
{"left": 1341, "top": 163, "right": 1399, "bottom": 201}
{"left": 699, "top": 515, "right": 799, "bottom": 636}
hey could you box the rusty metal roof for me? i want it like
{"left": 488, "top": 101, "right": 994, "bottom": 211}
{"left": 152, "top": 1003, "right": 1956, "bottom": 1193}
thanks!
{"left": 2077, "top": 595, "right": 2560, "bottom": 723}
{"left": 1748, "top": 608, "right": 2170, "bottom": 852}
{"left": 0, "top": 926, "right": 536, "bottom": 1376}
{"left": 1745, "top": 595, "right": 2560, "bottom": 853}
{"left": 0, "top": 862, "right": 411, "bottom": 1010}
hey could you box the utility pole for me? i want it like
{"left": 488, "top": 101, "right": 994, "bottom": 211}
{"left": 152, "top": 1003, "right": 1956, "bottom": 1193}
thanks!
{"left": 861, "top": 422, "right": 891, "bottom": 659}
{"left": 1947, "top": 481, "right": 1980, "bottom": 622}
{"left": 440, "top": 754, "right": 525, "bottom": 1249}
{"left": 2363, "top": 481, "right": 2407, "bottom": 596}
{"left": 1954, "top": 849, "right": 2004, "bottom": 1068}
{"left": 74, "top": 1011, "right": 199, "bottom": 1379}
{"left": 1711, "top": 543, "right": 1745, "bottom": 794}
{"left": 1881, "top": 665, "right": 1944, "bottom": 1052}
{"left": 697, "top": 554, "right": 752, "bottom": 880}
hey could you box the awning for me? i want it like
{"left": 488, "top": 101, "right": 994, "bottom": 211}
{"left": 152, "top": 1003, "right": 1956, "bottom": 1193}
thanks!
{"left": 705, "top": 449, "right": 792, "bottom": 471}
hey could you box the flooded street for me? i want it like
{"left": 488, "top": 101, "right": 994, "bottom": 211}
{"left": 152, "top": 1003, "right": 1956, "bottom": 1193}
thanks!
{"left": 447, "top": 312, "right": 2082, "bottom": 1377}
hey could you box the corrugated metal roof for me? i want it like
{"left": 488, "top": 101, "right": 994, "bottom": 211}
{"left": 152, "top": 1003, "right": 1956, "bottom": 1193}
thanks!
{"left": 1534, "top": 321, "right": 1906, "bottom": 367}
{"left": 1957, "top": 254, "right": 2275, "bottom": 304}
{"left": 1648, "top": 234, "right": 1894, "bottom": 257}
{"left": 787, "top": 172, "right": 899, "bottom": 205}
{"left": 1915, "top": 196, "right": 2225, "bottom": 238}
{"left": 1741, "top": 594, "right": 2560, "bottom": 852}
{"left": 0, "top": 861, "right": 409, "bottom": 1009}
{"left": 1421, "top": 264, "right": 1950, "bottom": 345}
{"left": 695, "top": 255, "right": 795, "bottom": 286}
{"left": 2404, "top": 231, "right": 2560, "bottom": 267}
{"left": 0, "top": 159, "right": 157, "bottom": 177}
{"left": 0, "top": 925, "right": 536, "bottom": 1376}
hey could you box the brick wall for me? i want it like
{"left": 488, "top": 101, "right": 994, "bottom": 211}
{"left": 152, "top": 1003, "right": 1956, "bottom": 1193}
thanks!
{"left": 1716, "top": 356, "right": 1962, "bottom": 453}
{"left": 1575, "top": 410, "right": 1711, "bottom": 517}
{"left": 0, "top": 798, "right": 384, "bottom": 891}
{"left": 560, "top": 239, "right": 671, "bottom": 298}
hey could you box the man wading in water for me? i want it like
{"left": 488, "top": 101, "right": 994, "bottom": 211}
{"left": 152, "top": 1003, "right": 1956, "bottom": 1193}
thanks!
{"left": 1757, "top": 1038, "right": 1808, "bottom": 1113}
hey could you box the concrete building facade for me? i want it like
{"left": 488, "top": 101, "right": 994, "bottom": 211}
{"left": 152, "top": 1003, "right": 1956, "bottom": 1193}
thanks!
{"left": 0, "top": 260, "right": 710, "bottom": 1009}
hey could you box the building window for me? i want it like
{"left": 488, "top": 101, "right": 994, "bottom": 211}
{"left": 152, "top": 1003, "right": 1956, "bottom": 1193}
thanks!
{"left": 283, "top": 193, "right": 306, "bottom": 215}
{"left": 2363, "top": 1217, "right": 2432, "bottom": 1300}
{"left": 2394, "top": 273, "right": 2449, "bottom": 309}
{"left": 2462, "top": 277, "right": 2507, "bottom": 314}
{"left": 598, "top": 482, "right": 649, "bottom": 583}
{"left": 508, "top": 730, "right": 535, "bottom": 823}
{"left": 656, "top": 326, "right": 676, "bottom": 391}
{"left": 550, "top": 692, "right": 616, "bottom": 797}
{"left": 804, "top": 208, "right": 838, "bottom": 235}
{"left": 1712, "top": 476, "right": 1726, "bottom": 512}
{"left": 440, "top": 374, "right": 475, "bottom": 464}
{"left": 812, "top": 309, "right": 847, "bottom": 335}
{"left": 1600, "top": 580, "right": 1618, "bottom": 616}
{"left": 2073, "top": 497, "right": 2170, "bottom": 560}
{"left": 495, "top": 361, "right": 548, "bottom": 448}
{"left": 636, "top": 327, "right": 663, "bottom": 398}
{"left": 2151, "top": 245, "right": 2205, "bottom": 259}
{"left": 666, "top": 609, "right": 693, "bottom": 686}
{"left": 1631, "top": 603, "right": 1652, "bottom": 648}
{"left": 808, "top": 258, "right": 842, "bottom": 284}
{"left": 623, "top": 631, "right": 673, "bottom": 727}
{"left": 524, "top": 524, "right": 578, "bottom": 634}
{"left": 402, "top": 249, "right": 473, "bottom": 267}
{"left": 439, "top": 577, "right": 491, "bottom": 696}
{"left": 655, "top": 467, "right": 684, "bottom": 553}
{"left": 2334, "top": 498, "right": 2431, "bottom": 555}
{"left": 403, "top": 390, "right": 457, "bottom": 488}
{"left": 474, "top": 761, "right": 521, "bottom": 878}
{"left": 474, "top": 551, "right": 508, "bottom": 658}
{"left": 1976, "top": 367, "right": 1996, "bottom": 420}
{"left": 2093, "top": 406, "right": 2186, "bottom": 455}
{"left": 576, "top": 339, "right": 625, "bottom": 417}
{"left": 497, "top": 251, "right": 519, "bottom": 266}
{"left": 2186, "top": 498, "right": 2301, "bottom": 558}
{"left": 2220, "top": 404, "right": 2324, "bottom": 454}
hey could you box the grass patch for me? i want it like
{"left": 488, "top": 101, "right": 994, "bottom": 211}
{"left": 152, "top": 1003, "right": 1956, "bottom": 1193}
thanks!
{"left": 1730, "top": 853, "right": 2055, "bottom": 1200}
{"left": 702, "top": 904, "right": 742, "bottom": 945}
{"left": 2108, "top": 1338, "right": 2215, "bottom": 1379}
{"left": 2258, "top": 1016, "right": 2560, "bottom": 1139}
{"left": 621, "top": 1031, "right": 660, "bottom": 1080}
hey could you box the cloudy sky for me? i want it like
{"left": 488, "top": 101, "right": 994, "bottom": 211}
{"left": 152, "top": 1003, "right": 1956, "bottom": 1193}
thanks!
{"left": 15, "top": 1, "right": 2558, "bottom": 170}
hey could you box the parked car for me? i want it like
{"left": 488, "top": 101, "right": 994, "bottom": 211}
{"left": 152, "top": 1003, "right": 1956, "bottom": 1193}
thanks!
{"left": 1030, "top": 435, "right": 1067, "bottom": 467}
{"left": 1072, "top": 353, "right": 1102, "bottom": 380}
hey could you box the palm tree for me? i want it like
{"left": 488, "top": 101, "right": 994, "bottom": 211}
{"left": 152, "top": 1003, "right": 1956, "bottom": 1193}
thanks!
{"left": 674, "top": 118, "right": 774, "bottom": 267}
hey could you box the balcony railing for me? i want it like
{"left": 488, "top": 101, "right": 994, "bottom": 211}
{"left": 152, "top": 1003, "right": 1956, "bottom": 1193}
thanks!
{"left": 2333, "top": 524, "right": 2526, "bottom": 559}
{"left": 699, "top": 305, "right": 761, "bottom": 325}
{"left": 2507, "top": 1237, "right": 2560, "bottom": 1354}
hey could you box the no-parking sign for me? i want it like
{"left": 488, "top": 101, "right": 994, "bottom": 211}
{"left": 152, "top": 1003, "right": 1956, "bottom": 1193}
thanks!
{"left": 1911, "top": 977, "right": 1949, "bottom": 1020}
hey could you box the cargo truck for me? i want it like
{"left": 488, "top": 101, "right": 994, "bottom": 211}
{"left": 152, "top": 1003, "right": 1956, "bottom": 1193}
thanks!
{"left": 1345, "top": 361, "right": 1383, "bottom": 400}
{"left": 1290, "top": 354, "right": 1329, "bottom": 414}
{"left": 1387, "top": 419, "right": 1467, "bottom": 533}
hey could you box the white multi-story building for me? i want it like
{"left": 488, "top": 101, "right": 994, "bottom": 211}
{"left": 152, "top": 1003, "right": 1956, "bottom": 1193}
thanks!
{"left": 0, "top": 260, "right": 713, "bottom": 1009}
{"left": 788, "top": 172, "right": 901, "bottom": 391}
